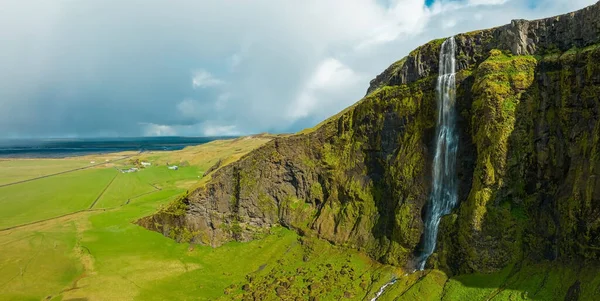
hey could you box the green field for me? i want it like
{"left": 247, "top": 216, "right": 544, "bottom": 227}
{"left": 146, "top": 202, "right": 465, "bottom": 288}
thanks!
{"left": 92, "top": 172, "right": 157, "bottom": 209}
{"left": 0, "top": 152, "right": 135, "bottom": 186}
{"left": 0, "top": 159, "right": 92, "bottom": 186}
{"left": 0, "top": 168, "right": 117, "bottom": 229}
{"left": 0, "top": 137, "right": 396, "bottom": 301}
{"left": 0, "top": 137, "right": 389, "bottom": 300}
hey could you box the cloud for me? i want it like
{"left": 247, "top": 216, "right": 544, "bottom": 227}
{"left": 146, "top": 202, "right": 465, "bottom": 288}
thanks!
{"left": 141, "top": 123, "right": 177, "bottom": 136}
{"left": 215, "top": 92, "right": 231, "bottom": 110}
{"left": 355, "top": 0, "right": 431, "bottom": 50}
{"left": 468, "top": 0, "right": 510, "bottom": 6}
{"left": 202, "top": 124, "right": 239, "bottom": 136}
{"left": 176, "top": 98, "right": 209, "bottom": 120}
{"left": 0, "top": 0, "right": 596, "bottom": 138}
{"left": 288, "top": 58, "right": 363, "bottom": 120}
{"left": 140, "top": 121, "right": 239, "bottom": 137}
{"left": 192, "top": 70, "right": 224, "bottom": 89}
{"left": 229, "top": 40, "right": 252, "bottom": 71}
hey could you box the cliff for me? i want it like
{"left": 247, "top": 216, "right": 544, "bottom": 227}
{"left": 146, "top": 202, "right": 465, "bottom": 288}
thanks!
{"left": 138, "top": 2, "right": 600, "bottom": 275}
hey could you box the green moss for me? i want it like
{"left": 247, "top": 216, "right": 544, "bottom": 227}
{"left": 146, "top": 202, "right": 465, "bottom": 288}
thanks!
{"left": 257, "top": 192, "right": 278, "bottom": 218}
{"left": 453, "top": 50, "right": 537, "bottom": 273}
{"left": 300, "top": 154, "right": 317, "bottom": 169}
{"left": 161, "top": 193, "right": 189, "bottom": 216}
{"left": 310, "top": 182, "right": 324, "bottom": 202}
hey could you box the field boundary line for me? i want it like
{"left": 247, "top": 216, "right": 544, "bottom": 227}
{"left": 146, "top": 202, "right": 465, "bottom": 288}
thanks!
{"left": 0, "top": 153, "right": 137, "bottom": 188}
{"left": 121, "top": 183, "right": 162, "bottom": 207}
{"left": 0, "top": 209, "right": 107, "bottom": 232}
{"left": 88, "top": 172, "right": 119, "bottom": 209}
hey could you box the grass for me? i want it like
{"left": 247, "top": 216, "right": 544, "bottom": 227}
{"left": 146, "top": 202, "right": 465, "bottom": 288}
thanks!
{"left": 220, "top": 233, "right": 396, "bottom": 300}
{"left": 0, "top": 136, "right": 395, "bottom": 301}
{"left": 93, "top": 172, "right": 157, "bottom": 209}
{"left": 368, "top": 261, "right": 600, "bottom": 301}
{"left": 441, "top": 264, "right": 513, "bottom": 300}
{"left": 1, "top": 136, "right": 348, "bottom": 300}
{"left": 0, "top": 159, "right": 91, "bottom": 185}
{"left": 135, "top": 227, "right": 300, "bottom": 300}
{"left": 0, "top": 152, "right": 135, "bottom": 186}
{"left": 0, "top": 168, "right": 117, "bottom": 229}
{"left": 134, "top": 166, "right": 201, "bottom": 189}
{"left": 0, "top": 220, "right": 84, "bottom": 301}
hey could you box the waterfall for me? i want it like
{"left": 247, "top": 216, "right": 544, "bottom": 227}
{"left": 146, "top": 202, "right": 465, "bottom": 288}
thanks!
{"left": 415, "top": 36, "right": 458, "bottom": 270}
{"left": 369, "top": 36, "right": 458, "bottom": 301}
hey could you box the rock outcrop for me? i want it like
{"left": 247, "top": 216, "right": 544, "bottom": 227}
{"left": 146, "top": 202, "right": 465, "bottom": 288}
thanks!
{"left": 367, "top": 2, "right": 600, "bottom": 94}
{"left": 139, "top": 2, "right": 600, "bottom": 273}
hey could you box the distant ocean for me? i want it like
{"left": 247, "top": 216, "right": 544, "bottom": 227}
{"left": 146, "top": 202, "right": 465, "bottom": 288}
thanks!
{"left": 0, "top": 137, "right": 232, "bottom": 158}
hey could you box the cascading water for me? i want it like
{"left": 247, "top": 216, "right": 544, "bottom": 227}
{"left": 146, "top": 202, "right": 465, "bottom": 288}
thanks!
{"left": 370, "top": 36, "right": 458, "bottom": 300}
{"left": 415, "top": 36, "right": 458, "bottom": 270}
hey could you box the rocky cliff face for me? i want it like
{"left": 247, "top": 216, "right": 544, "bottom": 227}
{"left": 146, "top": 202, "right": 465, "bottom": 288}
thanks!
{"left": 367, "top": 2, "right": 600, "bottom": 94}
{"left": 139, "top": 2, "right": 600, "bottom": 273}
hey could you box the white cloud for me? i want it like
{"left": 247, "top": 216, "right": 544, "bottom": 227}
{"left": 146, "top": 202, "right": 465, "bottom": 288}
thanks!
{"left": 288, "top": 58, "right": 363, "bottom": 120}
{"left": 442, "top": 19, "right": 458, "bottom": 29}
{"left": 176, "top": 98, "right": 207, "bottom": 119}
{"left": 140, "top": 121, "right": 239, "bottom": 137}
{"left": 468, "top": 0, "right": 510, "bottom": 6}
{"left": 202, "top": 124, "right": 239, "bottom": 136}
{"left": 140, "top": 123, "right": 177, "bottom": 136}
{"left": 355, "top": 0, "right": 432, "bottom": 50}
{"left": 192, "top": 70, "right": 223, "bottom": 89}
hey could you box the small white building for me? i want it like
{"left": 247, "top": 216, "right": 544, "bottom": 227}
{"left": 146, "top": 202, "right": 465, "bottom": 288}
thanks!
{"left": 141, "top": 162, "right": 151, "bottom": 167}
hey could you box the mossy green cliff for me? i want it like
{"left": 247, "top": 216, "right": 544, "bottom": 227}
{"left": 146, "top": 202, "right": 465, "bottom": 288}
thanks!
{"left": 139, "top": 2, "right": 600, "bottom": 299}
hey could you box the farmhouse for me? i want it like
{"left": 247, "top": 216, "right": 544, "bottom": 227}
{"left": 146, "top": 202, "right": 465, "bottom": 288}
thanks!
{"left": 120, "top": 167, "right": 139, "bottom": 173}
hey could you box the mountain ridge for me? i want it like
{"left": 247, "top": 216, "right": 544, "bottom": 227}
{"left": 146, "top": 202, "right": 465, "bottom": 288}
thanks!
{"left": 138, "top": 1, "right": 600, "bottom": 278}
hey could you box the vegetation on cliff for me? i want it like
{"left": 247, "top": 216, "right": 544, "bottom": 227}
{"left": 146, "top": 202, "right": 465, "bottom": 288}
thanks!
{"left": 141, "top": 2, "right": 600, "bottom": 300}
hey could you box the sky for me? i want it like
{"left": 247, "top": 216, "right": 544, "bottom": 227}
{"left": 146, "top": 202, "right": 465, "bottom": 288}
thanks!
{"left": 0, "top": 0, "right": 597, "bottom": 138}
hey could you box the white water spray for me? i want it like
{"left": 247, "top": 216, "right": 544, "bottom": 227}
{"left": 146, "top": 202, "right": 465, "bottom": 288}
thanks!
{"left": 370, "top": 36, "right": 458, "bottom": 300}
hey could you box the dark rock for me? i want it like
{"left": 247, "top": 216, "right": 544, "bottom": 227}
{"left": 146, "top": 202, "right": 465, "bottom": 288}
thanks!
{"left": 202, "top": 159, "right": 222, "bottom": 177}
{"left": 564, "top": 280, "right": 581, "bottom": 301}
